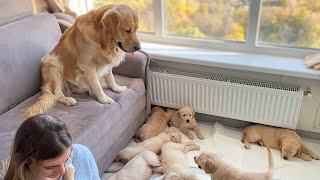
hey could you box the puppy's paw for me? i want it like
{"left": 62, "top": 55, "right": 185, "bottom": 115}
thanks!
{"left": 198, "top": 134, "right": 205, "bottom": 140}
{"left": 312, "top": 154, "right": 320, "bottom": 160}
{"left": 64, "top": 164, "right": 75, "bottom": 179}
{"left": 244, "top": 144, "right": 251, "bottom": 149}
{"left": 188, "top": 135, "right": 195, "bottom": 140}
{"left": 112, "top": 85, "right": 127, "bottom": 93}
{"left": 257, "top": 140, "right": 264, "bottom": 146}
{"left": 97, "top": 94, "right": 115, "bottom": 104}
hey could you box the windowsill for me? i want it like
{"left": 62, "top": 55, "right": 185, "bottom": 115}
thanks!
{"left": 141, "top": 42, "right": 320, "bottom": 80}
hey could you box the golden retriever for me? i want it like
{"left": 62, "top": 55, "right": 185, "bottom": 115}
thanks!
{"left": 194, "top": 147, "right": 273, "bottom": 180}
{"left": 134, "top": 106, "right": 169, "bottom": 142}
{"left": 242, "top": 124, "right": 320, "bottom": 161}
{"left": 24, "top": 4, "right": 140, "bottom": 118}
{"left": 115, "top": 132, "right": 181, "bottom": 163}
{"left": 153, "top": 141, "right": 200, "bottom": 180}
{"left": 166, "top": 106, "right": 204, "bottom": 140}
{"left": 108, "top": 151, "right": 161, "bottom": 180}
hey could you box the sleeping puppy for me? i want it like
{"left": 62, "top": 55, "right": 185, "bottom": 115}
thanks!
{"left": 134, "top": 106, "right": 169, "bottom": 142}
{"left": 166, "top": 106, "right": 204, "bottom": 140}
{"left": 153, "top": 141, "right": 200, "bottom": 180}
{"left": 194, "top": 147, "right": 274, "bottom": 180}
{"left": 25, "top": 4, "right": 141, "bottom": 118}
{"left": 108, "top": 151, "right": 161, "bottom": 180}
{"left": 242, "top": 124, "right": 320, "bottom": 161}
{"left": 116, "top": 132, "right": 181, "bottom": 163}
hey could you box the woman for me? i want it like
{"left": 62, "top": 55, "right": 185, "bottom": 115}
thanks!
{"left": 4, "top": 114, "right": 100, "bottom": 180}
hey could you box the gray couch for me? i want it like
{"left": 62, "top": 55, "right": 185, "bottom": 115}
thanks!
{"left": 0, "top": 13, "right": 150, "bottom": 175}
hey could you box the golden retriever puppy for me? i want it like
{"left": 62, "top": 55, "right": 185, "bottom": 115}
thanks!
{"left": 166, "top": 106, "right": 204, "bottom": 140}
{"left": 134, "top": 106, "right": 169, "bottom": 142}
{"left": 108, "top": 151, "right": 161, "bottom": 180}
{"left": 24, "top": 4, "right": 141, "bottom": 118}
{"left": 242, "top": 124, "right": 320, "bottom": 161}
{"left": 153, "top": 141, "right": 200, "bottom": 180}
{"left": 116, "top": 131, "right": 181, "bottom": 163}
{"left": 194, "top": 147, "right": 274, "bottom": 180}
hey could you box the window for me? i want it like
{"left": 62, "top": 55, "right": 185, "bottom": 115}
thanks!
{"left": 259, "top": 0, "right": 320, "bottom": 49}
{"left": 165, "top": 0, "right": 249, "bottom": 42}
{"left": 83, "top": 0, "right": 320, "bottom": 57}
{"left": 91, "top": 0, "right": 154, "bottom": 33}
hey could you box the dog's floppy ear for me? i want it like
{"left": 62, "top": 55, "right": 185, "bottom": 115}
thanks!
{"left": 204, "top": 158, "right": 217, "bottom": 173}
{"left": 176, "top": 109, "right": 181, "bottom": 118}
{"left": 101, "top": 9, "right": 121, "bottom": 34}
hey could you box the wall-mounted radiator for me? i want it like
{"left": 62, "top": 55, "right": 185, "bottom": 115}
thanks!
{"left": 150, "top": 65, "right": 303, "bottom": 129}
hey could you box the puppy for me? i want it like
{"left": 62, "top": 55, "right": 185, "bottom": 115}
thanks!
{"left": 166, "top": 106, "right": 204, "bottom": 140}
{"left": 116, "top": 131, "right": 181, "bottom": 163}
{"left": 242, "top": 124, "right": 320, "bottom": 161}
{"left": 63, "top": 164, "right": 75, "bottom": 180}
{"left": 24, "top": 4, "right": 141, "bottom": 117}
{"left": 154, "top": 141, "right": 200, "bottom": 180}
{"left": 194, "top": 147, "right": 273, "bottom": 180}
{"left": 108, "top": 151, "right": 161, "bottom": 180}
{"left": 134, "top": 106, "right": 169, "bottom": 142}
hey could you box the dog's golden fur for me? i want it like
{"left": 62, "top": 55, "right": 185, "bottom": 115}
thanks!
{"left": 134, "top": 106, "right": 169, "bottom": 142}
{"left": 24, "top": 4, "right": 140, "bottom": 118}
{"left": 108, "top": 151, "right": 161, "bottom": 180}
{"left": 153, "top": 141, "right": 200, "bottom": 180}
{"left": 194, "top": 147, "right": 274, "bottom": 180}
{"left": 242, "top": 124, "right": 320, "bottom": 161}
{"left": 166, "top": 106, "right": 204, "bottom": 140}
{"left": 115, "top": 132, "right": 181, "bottom": 164}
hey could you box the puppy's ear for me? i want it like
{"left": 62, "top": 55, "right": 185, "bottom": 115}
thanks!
{"left": 204, "top": 158, "right": 217, "bottom": 173}
{"left": 176, "top": 110, "right": 181, "bottom": 118}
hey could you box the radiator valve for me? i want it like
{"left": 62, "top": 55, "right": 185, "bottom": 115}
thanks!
{"left": 304, "top": 90, "right": 312, "bottom": 100}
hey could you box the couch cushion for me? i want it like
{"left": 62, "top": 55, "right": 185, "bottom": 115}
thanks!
{"left": 0, "top": 13, "right": 61, "bottom": 115}
{"left": 0, "top": 75, "right": 145, "bottom": 164}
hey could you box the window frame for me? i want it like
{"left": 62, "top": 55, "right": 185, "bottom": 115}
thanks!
{"left": 85, "top": 0, "right": 320, "bottom": 58}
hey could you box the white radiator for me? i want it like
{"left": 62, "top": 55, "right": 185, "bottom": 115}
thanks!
{"left": 150, "top": 66, "right": 303, "bottom": 129}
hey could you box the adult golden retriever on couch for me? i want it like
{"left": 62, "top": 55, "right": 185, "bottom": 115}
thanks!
{"left": 24, "top": 4, "right": 140, "bottom": 118}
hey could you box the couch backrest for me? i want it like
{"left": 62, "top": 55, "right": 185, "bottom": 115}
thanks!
{"left": 0, "top": 14, "right": 61, "bottom": 115}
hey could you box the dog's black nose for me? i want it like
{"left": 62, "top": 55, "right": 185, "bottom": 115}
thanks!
{"left": 186, "top": 120, "right": 190, "bottom": 123}
{"left": 283, "top": 157, "right": 288, "bottom": 160}
{"left": 198, "top": 165, "right": 202, "bottom": 169}
{"left": 194, "top": 156, "right": 196, "bottom": 160}
{"left": 134, "top": 43, "right": 141, "bottom": 51}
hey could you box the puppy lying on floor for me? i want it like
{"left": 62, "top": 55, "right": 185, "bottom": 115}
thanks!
{"left": 135, "top": 106, "right": 169, "bottom": 142}
{"left": 115, "top": 132, "right": 181, "bottom": 163}
{"left": 242, "top": 124, "right": 320, "bottom": 161}
{"left": 107, "top": 151, "right": 161, "bottom": 180}
{"left": 194, "top": 147, "right": 274, "bottom": 180}
{"left": 154, "top": 141, "right": 200, "bottom": 180}
{"left": 166, "top": 106, "right": 204, "bottom": 140}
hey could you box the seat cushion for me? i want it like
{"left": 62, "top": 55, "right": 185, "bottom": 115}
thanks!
{"left": 0, "top": 75, "right": 145, "bottom": 165}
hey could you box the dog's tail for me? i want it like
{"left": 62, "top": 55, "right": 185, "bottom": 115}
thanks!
{"left": 265, "top": 146, "right": 274, "bottom": 180}
{"left": 24, "top": 84, "right": 56, "bottom": 118}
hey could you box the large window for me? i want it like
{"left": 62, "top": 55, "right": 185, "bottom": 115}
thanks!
{"left": 85, "top": 0, "right": 320, "bottom": 56}
{"left": 92, "top": 0, "right": 154, "bottom": 33}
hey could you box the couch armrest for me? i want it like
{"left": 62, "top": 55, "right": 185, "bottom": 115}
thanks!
{"left": 113, "top": 50, "right": 151, "bottom": 116}
{"left": 53, "top": 13, "right": 75, "bottom": 32}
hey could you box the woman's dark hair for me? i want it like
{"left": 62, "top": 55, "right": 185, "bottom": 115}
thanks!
{"left": 4, "top": 114, "right": 72, "bottom": 180}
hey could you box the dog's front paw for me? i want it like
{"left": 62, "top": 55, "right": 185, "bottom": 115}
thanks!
{"left": 244, "top": 144, "right": 251, "bottom": 149}
{"left": 59, "top": 97, "right": 77, "bottom": 106}
{"left": 97, "top": 94, "right": 115, "bottom": 104}
{"left": 313, "top": 154, "right": 320, "bottom": 160}
{"left": 198, "top": 134, "right": 205, "bottom": 140}
{"left": 64, "top": 164, "right": 75, "bottom": 180}
{"left": 187, "top": 135, "right": 195, "bottom": 140}
{"left": 112, "top": 85, "right": 127, "bottom": 93}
